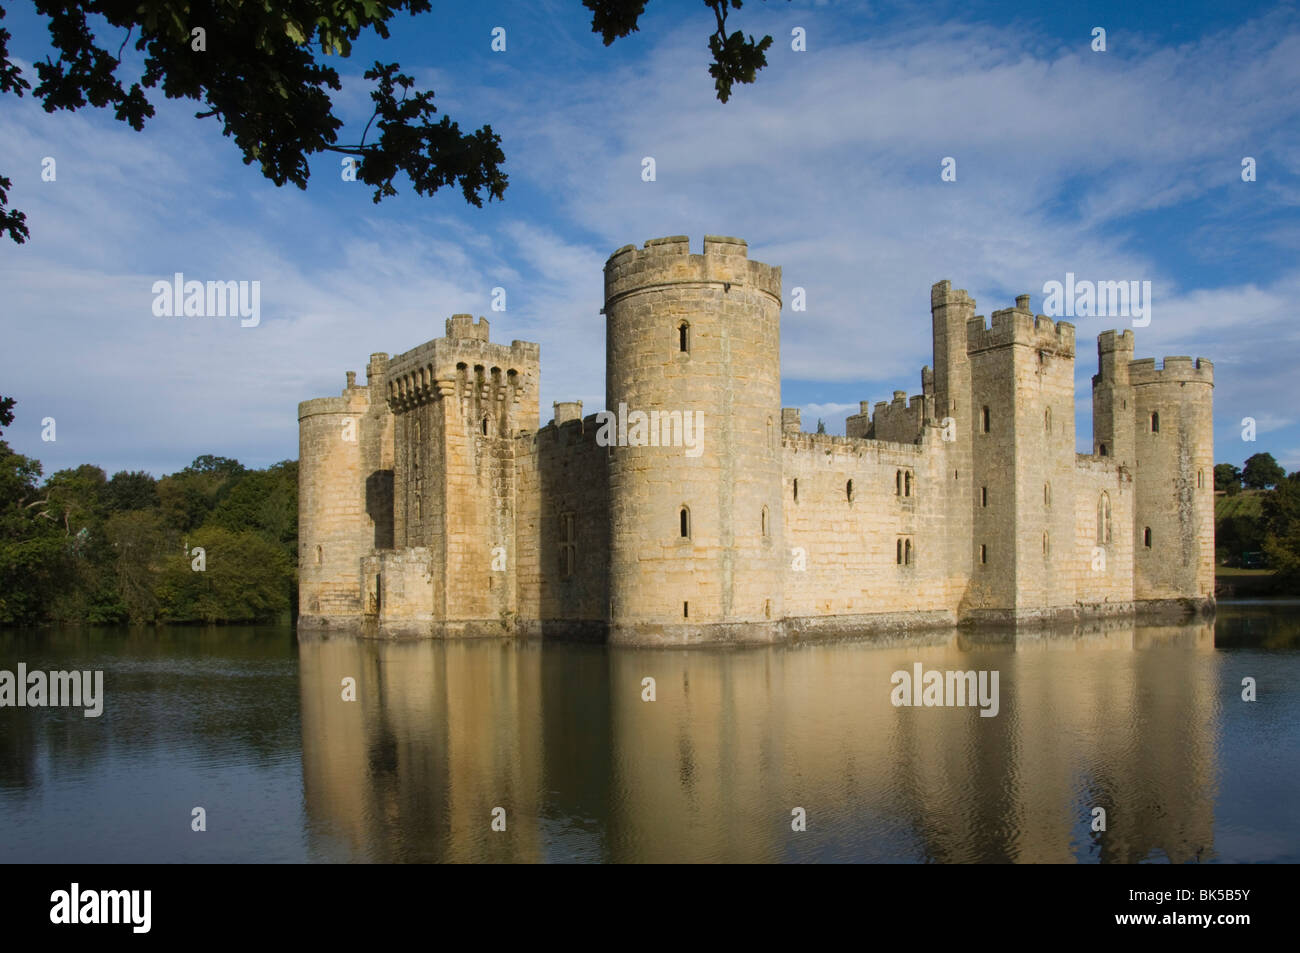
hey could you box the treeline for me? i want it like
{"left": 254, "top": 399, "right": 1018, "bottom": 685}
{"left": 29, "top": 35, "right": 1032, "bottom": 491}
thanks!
{"left": 0, "top": 397, "right": 296, "bottom": 625}
{"left": 1215, "top": 452, "right": 1300, "bottom": 588}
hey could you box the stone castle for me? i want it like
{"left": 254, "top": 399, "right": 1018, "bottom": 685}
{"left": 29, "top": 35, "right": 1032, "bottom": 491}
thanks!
{"left": 297, "top": 235, "right": 1214, "bottom": 645}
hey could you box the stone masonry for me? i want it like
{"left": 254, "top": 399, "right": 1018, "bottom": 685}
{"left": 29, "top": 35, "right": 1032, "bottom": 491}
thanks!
{"left": 297, "top": 235, "right": 1215, "bottom": 645}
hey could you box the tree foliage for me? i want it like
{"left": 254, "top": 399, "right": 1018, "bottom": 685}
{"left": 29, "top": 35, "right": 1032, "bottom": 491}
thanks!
{"left": 1214, "top": 462, "right": 1242, "bottom": 496}
{"left": 2, "top": 1, "right": 786, "bottom": 242}
{"left": 0, "top": 396, "right": 297, "bottom": 625}
{"left": 1243, "top": 452, "right": 1285, "bottom": 490}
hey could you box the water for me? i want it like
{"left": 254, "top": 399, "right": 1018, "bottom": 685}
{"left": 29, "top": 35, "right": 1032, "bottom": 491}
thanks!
{"left": 1, "top": 605, "right": 1296, "bottom": 863}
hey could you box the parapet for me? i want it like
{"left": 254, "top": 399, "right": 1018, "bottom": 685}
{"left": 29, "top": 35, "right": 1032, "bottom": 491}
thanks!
{"left": 446, "top": 314, "right": 490, "bottom": 341}
{"left": 553, "top": 400, "right": 583, "bottom": 424}
{"left": 1129, "top": 356, "right": 1214, "bottom": 386}
{"left": 967, "top": 303, "right": 1076, "bottom": 357}
{"left": 931, "top": 280, "right": 975, "bottom": 311}
{"left": 604, "top": 235, "right": 782, "bottom": 307}
{"left": 781, "top": 407, "right": 802, "bottom": 434}
{"left": 1097, "top": 329, "right": 1135, "bottom": 355}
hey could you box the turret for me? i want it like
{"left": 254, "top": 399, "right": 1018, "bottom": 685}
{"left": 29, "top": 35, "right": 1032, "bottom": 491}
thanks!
{"left": 604, "top": 236, "right": 784, "bottom": 643}
{"left": 1092, "top": 330, "right": 1135, "bottom": 465}
{"left": 1130, "top": 356, "right": 1215, "bottom": 604}
{"left": 298, "top": 357, "right": 393, "bottom": 626}
{"left": 965, "top": 298, "right": 1077, "bottom": 613}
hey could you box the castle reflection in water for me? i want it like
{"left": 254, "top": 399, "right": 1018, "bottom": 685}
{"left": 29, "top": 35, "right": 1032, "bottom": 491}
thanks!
{"left": 298, "top": 619, "right": 1218, "bottom": 863}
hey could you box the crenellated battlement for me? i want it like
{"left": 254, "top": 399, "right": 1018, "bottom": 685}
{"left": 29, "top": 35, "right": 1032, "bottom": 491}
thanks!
{"left": 931, "top": 280, "right": 974, "bottom": 308}
{"left": 967, "top": 306, "right": 1076, "bottom": 356}
{"left": 1098, "top": 329, "right": 1135, "bottom": 355}
{"left": 1129, "top": 356, "right": 1214, "bottom": 386}
{"left": 381, "top": 316, "right": 539, "bottom": 413}
{"left": 604, "top": 234, "right": 782, "bottom": 307}
{"left": 782, "top": 430, "right": 924, "bottom": 459}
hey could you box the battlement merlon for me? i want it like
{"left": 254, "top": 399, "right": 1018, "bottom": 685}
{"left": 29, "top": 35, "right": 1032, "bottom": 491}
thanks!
{"left": 1128, "top": 356, "right": 1215, "bottom": 386}
{"left": 930, "top": 280, "right": 974, "bottom": 309}
{"left": 966, "top": 306, "right": 1076, "bottom": 357}
{"left": 604, "top": 235, "right": 782, "bottom": 308}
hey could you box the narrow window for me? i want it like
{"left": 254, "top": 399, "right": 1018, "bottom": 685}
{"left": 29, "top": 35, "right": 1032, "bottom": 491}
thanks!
{"left": 559, "top": 513, "right": 576, "bottom": 578}
{"left": 481, "top": 415, "right": 489, "bottom": 435}
{"left": 683, "top": 601, "right": 689, "bottom": 619}
{"left": 793, "top": 478, "right": 799, "bottom": 502}
{"left": 678, "top": 321, "right": 690, "bottom": 353}
{"left": 904, "top": 471, "right": 913, "bottom": 497}
{"left": 846, "top": 479, "right": 854, "bottom": 502}
{"left": 895, "top": 470, "right": 902, "bottom": 495}
{"left": 1043, "top": 531, "right": 1050, "bottom": 556}
{"left": 315, "top": 545, "right": 322, "bottom": 566}
{"left": 1044, "top": 407, "right": 1052, "bottom": 433}
{"left": 1044, "top": 482, "right": 1051, "bottom": 506}
{"left": 1197, "top": 469, "right": 1204, "bottom": 489}
{"left": 764, "top": 599, "right": 771, "bottom": 620}
{"left": 1097, "top": 492, "right": 1112, "bottom": 544}
{"left": 415, "top": 493, "right": 422, "bottom": 519}
{"left": 1099, "top": 443, "right": 1108, "bottom": 457}
{"left": 981, "top": 486, "right": 988, "bottom": 507}
{"left": 905, "top": 538, "right": 913, "bottom": 565}
{"left": 761, "top": 505, "right": 770, "bottom": 537}
{"left": 680, "top": 506, "right": 691, "bottom": 539}
{"left": 980, "top": 544, "right": 988, "bottom": 565}
{"left": 981, "top": 406, "right": 990, "bottom": 433}
{"left": 1144, "top": 527, "right": 1152, "bottom": 548}
{"left": 1151, "top": 412, "right": 1159, "bottom": 434}
{"left": 896, "top": 539, "right": 904, "bottom": 565}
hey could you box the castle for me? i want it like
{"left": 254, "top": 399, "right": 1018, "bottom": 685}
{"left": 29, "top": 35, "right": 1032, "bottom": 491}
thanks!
{"left": 297, "top": 235, "right": 1214, "bottom": 645}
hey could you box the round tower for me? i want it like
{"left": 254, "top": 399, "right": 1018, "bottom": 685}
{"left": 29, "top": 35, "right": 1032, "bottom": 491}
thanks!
{"left": 298, "top": 380, "right": 372, "bottom": 627}
{"left": 1130, "top": 356, "right": 1215, "bottom": 607}
{"left": 603, "top": 235, "right": 784, "bottom": 644}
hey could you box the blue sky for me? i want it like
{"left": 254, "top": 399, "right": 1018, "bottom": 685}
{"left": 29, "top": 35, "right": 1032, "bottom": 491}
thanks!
{"left": 1, "top": 0, "right": 1298, "bottom": 477}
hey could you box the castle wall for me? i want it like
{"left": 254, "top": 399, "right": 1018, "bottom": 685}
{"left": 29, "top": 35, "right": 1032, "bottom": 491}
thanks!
{"left": 514, "top": 416, "right": 611, "bottom": 638}
{"left": 1070, "top": 458, "right": 1136, "bottom": 609}
{"left": 780, "top": 431, "right": 961, "bottom": 634}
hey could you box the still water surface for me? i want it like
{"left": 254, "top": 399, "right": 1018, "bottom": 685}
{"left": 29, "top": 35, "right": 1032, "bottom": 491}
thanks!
{"left": 1, "top": 604, "right": 1296, "bottom": 862}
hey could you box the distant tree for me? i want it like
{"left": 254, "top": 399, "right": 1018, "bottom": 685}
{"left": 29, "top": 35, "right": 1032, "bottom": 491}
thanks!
{"left": 1263, "top": 477, "right": 1300, "bottom": 585}
{"left": 0, "top": 396, "right": 72, "bottom": 622}
{"left": 1214, "top": 463, "right": 1242, "bottom": 496}
{"left": 105, "top": 509, "right": 168, "bottom": 623}
{"left": 183, "top": 455, "right": 246, "bottom": 478}
{"left": 157, "top": 456, "right": 245, "bottom": 530}
{"left": 154, "top": 525, "right": 291, "bottom": 622}
{"left": 816, "top": 419, "right": 826, "bottom": 434}
{"left": 208, "top": 460, "right": 297, "bottom": 554}
{"left": 1243, "top": 452, "right": 1285, "bottom": 490}
{"left": 106, "top": 470, "right": 159, "bottom": 511}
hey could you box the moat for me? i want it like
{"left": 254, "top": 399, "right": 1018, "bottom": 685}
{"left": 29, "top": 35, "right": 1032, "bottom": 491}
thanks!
{"left": 1, "top": 603, "right": 1296, "bottom": 863}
